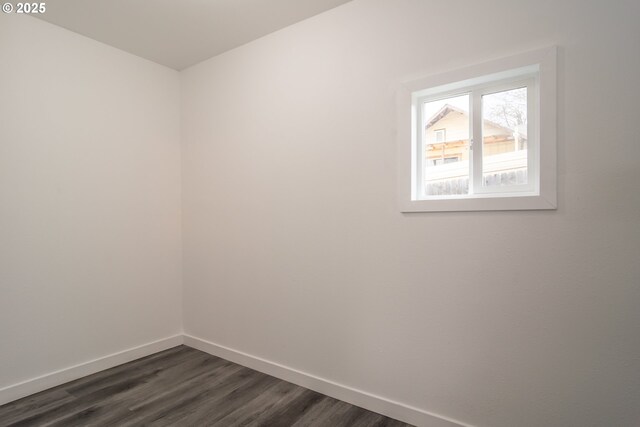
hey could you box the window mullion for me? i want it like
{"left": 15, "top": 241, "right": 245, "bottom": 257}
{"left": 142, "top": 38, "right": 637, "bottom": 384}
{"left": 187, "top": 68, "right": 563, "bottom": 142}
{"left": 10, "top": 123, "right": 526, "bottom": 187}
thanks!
{"left": 471, "top": 91, "right": 482, "bottom": 195}
{"left": 415, "top": 99, "right": 424, "bottom": 199}
{"left": 527, "top": 81, "right": 537, "bottom": 193}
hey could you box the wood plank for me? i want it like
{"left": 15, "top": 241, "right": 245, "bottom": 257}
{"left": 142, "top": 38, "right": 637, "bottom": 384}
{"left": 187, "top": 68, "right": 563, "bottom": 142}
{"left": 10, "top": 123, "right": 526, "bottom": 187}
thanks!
{"left": 212, "top": 379, "right": 306, "bottom": 426}
{"left": 0, "top": 389, "right": 76, "bottom": 426}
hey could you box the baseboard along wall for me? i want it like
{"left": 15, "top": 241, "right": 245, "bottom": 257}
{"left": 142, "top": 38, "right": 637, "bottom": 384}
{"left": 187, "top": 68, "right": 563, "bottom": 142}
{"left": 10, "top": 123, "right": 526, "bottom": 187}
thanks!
{"left": 0, "top": 335, "right": 184, "bottom": 406}
{"left": 0, "top": 334, "right": 470, "bottom": 427}
{"left": 183, "top": 334, "right": 469, "bottom": 427}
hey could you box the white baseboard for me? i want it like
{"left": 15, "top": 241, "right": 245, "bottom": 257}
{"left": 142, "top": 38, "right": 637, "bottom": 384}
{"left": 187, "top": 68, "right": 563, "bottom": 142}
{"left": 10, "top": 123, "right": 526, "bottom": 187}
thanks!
{"left": 0, "top": 334, "right": 184, "bottom": 406}
{"left": 183, "top": 334, "right": 470, "bottom": 427}
{"left": 1, "top": 334, "right": 471, "bottom": 427}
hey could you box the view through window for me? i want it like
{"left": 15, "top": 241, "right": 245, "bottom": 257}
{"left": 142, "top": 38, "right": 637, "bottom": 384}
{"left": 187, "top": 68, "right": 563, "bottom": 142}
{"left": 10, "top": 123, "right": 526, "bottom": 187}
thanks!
{"left": 482, "top": 87, "right": 528, "bottom": 188}
{"left": 423, "top": 94, "right": 470, "bottom": 196}
{"left": 421, "top": 88, "right": 529, "bottom": 196}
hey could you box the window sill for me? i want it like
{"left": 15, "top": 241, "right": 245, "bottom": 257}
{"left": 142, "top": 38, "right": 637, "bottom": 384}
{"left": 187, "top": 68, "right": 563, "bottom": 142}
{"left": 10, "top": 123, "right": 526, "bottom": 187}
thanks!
{"left": 400, "top": 193, "right": 556, "bottom": 212}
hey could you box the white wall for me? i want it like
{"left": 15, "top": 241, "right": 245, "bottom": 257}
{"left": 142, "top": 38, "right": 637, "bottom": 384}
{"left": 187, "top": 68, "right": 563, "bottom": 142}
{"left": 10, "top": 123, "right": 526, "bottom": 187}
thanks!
{"left": 0, "top": 14, "right": 182, "bottom": 391}
{"left": 181, "top": 1, "right": 640, "bottom": 426}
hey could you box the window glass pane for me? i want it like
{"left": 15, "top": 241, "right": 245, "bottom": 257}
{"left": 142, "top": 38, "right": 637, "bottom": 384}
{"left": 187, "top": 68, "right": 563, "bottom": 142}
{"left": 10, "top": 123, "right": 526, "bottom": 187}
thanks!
{"left": 482, "top": 87, "right": 528, "bottom": 187}
{"left": 423, "top": 94, "right": 470, "bottom": 196}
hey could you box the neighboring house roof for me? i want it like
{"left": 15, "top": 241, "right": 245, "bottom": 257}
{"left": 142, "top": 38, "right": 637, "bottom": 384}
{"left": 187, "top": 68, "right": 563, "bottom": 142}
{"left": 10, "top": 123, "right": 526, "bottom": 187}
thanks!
{"left": 425, "top": 104, "right": 468, "bottom": 129}
{"left": 426, "top": 104, "right": 526, "bottom": 138}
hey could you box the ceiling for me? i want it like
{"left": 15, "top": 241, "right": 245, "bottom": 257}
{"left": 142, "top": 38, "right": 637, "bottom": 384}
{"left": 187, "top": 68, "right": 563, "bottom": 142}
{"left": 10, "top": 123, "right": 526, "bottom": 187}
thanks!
{"left": 34, "top": 0, "right": 352, "bottom": 70}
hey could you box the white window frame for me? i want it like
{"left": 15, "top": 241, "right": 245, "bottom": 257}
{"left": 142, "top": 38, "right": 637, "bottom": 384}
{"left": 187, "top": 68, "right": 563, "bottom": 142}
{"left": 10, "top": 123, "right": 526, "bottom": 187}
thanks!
{"left": 397, "top": 46, "right": 557, "bottom": 212}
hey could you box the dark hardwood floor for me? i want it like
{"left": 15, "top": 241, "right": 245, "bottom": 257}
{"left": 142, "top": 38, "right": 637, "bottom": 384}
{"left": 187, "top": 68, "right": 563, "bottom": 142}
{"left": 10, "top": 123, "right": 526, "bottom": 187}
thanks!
{"left": 0, "top": 345, "right": 413, "bottom": 426}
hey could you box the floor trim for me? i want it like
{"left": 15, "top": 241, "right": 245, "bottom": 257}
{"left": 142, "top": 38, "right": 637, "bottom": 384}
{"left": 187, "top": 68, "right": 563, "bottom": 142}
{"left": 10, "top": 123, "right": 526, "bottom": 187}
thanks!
{"left": 183, "top": 334, "right": 469, "bottom": 427}
{"left": 0, "top": 334, "right": 184, "bottom": 406}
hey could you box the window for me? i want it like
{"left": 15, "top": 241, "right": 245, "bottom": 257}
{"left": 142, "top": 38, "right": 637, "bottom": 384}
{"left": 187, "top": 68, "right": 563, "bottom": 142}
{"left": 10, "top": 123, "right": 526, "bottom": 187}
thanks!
{"left": 397, "top": 47, "right": 557, "bottom": 212}
{"left": 418, "top": 80, "right": 533, "bottom": 198}
{"left": 432, "top": 157, "right": 459, "bottom": 166}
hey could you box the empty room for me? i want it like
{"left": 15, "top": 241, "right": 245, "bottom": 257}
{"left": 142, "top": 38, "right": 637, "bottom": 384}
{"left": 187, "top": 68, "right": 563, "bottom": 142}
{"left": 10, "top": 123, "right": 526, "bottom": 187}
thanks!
{"left": 1, "top": 1, "right": 639, "bottom": 426}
